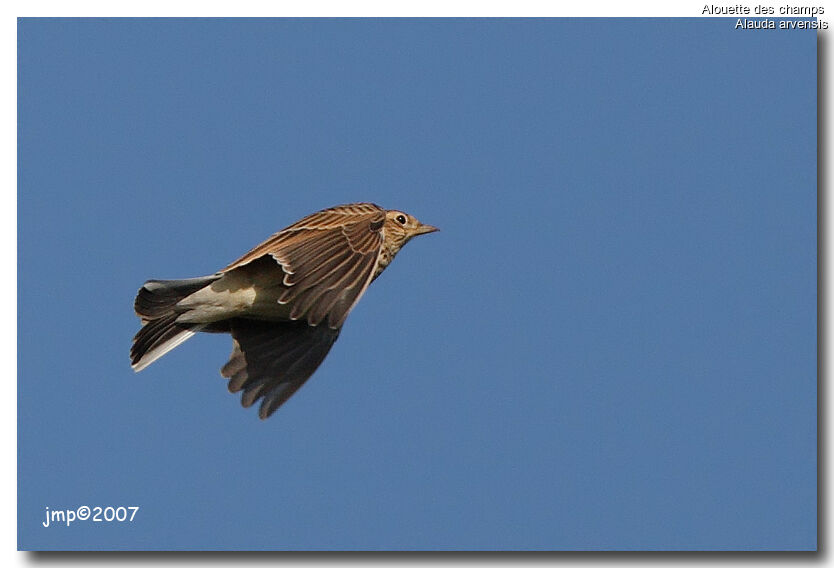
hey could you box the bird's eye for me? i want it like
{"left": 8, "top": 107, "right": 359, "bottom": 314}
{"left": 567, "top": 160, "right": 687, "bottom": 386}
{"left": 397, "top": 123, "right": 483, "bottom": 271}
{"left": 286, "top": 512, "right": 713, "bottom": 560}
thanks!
{"left": 396, "top": 215, "right": 407, "bottom": 225}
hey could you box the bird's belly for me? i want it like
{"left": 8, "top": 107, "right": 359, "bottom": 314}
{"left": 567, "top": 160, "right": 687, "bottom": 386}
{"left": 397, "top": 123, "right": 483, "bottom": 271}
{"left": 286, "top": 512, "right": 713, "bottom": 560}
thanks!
{"left": 175, "top": 258, "right": 293, "bottom": 323}
{"left": 175, "top": 284, "right": 292, "bottom": 323}
{"left": 241, "top": 286, "right": 294, "bottom": 321}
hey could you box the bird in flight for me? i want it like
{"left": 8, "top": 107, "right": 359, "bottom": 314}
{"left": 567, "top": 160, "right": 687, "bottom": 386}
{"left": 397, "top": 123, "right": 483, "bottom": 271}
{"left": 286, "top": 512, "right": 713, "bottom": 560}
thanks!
{"left": 130, "top": 202, "right": 438, "bottom": 419}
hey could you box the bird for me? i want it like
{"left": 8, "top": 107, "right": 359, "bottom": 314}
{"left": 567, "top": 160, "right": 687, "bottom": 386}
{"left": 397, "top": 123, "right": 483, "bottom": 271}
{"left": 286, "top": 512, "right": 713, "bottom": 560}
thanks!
{"left": 130, "top": 202, "right": 438, "bottom": 419}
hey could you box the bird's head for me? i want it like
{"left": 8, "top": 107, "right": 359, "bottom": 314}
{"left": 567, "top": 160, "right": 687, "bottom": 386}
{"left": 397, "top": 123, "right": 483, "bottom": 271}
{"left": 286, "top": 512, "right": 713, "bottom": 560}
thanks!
{"left": 384, "top": 210, "right": 439, "bottom": 250}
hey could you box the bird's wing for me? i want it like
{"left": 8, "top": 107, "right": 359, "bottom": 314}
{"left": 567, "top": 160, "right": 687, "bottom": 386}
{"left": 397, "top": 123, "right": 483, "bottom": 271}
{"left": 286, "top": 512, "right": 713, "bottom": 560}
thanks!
{"left": 222, "top": 203, "right": 385, "bottom": 329}
{"left": 221, "top": 319, "right": 341, "bottom": 419}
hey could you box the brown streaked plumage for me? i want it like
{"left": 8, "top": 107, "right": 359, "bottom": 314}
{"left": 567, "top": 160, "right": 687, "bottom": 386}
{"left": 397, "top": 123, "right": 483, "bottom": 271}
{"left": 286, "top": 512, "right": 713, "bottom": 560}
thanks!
{"left": 130, "top": 203, "right": 437, "bottom": 419}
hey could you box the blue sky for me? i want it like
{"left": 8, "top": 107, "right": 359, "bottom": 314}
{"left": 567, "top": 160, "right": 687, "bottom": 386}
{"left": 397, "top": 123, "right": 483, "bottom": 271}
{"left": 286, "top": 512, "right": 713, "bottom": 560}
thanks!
{"left": 19, "top": 18, "right": 816, "bottom": 550}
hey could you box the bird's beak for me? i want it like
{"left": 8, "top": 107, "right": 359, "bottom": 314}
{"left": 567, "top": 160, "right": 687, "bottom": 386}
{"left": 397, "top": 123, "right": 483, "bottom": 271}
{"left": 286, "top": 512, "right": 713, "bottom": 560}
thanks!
{"left": 413, "top": 223, "right": 439, "bottom": 236}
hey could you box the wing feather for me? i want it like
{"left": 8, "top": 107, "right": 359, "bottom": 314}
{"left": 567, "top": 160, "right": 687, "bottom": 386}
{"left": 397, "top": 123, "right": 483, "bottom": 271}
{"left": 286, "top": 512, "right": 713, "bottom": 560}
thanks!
{"left": 221, "top": 203, "right": 385, "bottom": 328}
{"left": 289, "top": 253, "right": 370, "bottom": 323}
{"left": 295, "top": 250, "right": 379, "bottom": 328}
{"left": 220, "top": 319, "right": 341, "bottom": 418}
{"left": 279, "top": 230, "right": 353, "bottom": 287}
{"left": 284, "top": 247, "right": 354, "bottom": 291}
{"left": 279, "top": 229, "right": 346, "bottom": 269}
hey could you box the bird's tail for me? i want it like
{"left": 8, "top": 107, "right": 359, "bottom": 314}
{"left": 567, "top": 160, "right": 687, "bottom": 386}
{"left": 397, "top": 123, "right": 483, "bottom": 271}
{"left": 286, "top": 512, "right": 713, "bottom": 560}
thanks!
{"left": 131, "top": 275, "right": 219, "bottom": 371}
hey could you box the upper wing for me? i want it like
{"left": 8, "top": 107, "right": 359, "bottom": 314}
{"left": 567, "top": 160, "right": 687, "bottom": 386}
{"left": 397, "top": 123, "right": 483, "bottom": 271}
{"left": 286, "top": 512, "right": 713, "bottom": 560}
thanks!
{"left": 223, "top": 203, "right": 385, "bottom": 329}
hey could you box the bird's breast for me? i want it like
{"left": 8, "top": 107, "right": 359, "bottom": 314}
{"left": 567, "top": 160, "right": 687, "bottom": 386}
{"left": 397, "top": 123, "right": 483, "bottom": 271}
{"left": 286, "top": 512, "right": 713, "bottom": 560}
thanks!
{"left": 373, "top": 246, "right": 396, "bottom": 280}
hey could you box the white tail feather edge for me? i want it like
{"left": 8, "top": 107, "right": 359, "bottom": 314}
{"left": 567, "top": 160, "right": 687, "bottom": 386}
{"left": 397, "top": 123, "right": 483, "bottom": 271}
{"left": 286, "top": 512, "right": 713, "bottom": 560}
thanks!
{"left": 131, "top": 325, "right": 205, "bottom": 372}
